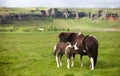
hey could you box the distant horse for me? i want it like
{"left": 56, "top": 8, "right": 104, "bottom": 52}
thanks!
{"left": 59, "top": 32, "right": 98, "bottom": 70}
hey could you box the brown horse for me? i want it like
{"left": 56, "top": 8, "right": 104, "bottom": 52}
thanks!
{"left": 54, "top": 41, "right": 75, "bottom": 69}
{"left": 59, "top": 32, "right": 98, "bottom": 70}
{"left": 54, "top": 42, "right": 67, "bottom": 68}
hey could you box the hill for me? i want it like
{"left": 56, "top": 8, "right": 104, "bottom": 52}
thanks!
{"left": 0, "top": 7, "right": 120, "bottom": 32}
{"left": 0, "top": 18, "right": 120, "bottom": 32}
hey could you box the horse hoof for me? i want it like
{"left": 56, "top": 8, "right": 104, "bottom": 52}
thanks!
{"left": 81, "top": 64, "right": 83, "bottom": 67}
{"left": 57, "top": 65, "right": 60, "bottom": 68}
{"left": 71, "top": 64, "right": 74, "bottom": 67}
{"left": 67, "top": 66, "right": 70, "bottom": 69}
{"left": 91, "top": 68, "right": 94, "bottom": 70}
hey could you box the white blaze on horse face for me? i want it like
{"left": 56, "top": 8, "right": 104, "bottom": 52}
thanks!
{"left": 56, "top": 56, "right": 60, "bottom": 68}
{"left": 90, "top": 57, "right": 94, "bottom": 70}
{"left": 73, "top": 42, "right": 79, "bottom": 50}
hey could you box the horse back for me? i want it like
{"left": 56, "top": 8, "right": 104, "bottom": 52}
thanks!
{"left": 83, "top": 35, "right": 98, "bottom": 52}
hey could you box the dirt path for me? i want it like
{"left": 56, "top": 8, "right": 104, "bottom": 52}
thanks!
{"left": 95, "top": 28, "right": 120, "bottom": 31}
{"left": 80, "top": 28, "right": 120, "bottom": 31}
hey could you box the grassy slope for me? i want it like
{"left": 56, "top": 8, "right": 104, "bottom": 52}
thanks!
{"left": 0, "top": 32, "right": 120, "bottom": 76}
{"left": 0, "top": 18, "right": 120, "bottom": 32}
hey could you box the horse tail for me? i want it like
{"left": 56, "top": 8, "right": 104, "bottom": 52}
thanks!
{"left": 53, "top": 45, "right": 57, "bottom": 56}
{"left": 93, "top": 38, "right": 98, "bottom": 67}
{"left": 94, "top": 46, "right": 98, "bottom": 67}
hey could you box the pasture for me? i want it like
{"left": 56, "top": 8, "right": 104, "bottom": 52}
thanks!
{"left": 0, "top": 31, "right": 120, "bottom": 76}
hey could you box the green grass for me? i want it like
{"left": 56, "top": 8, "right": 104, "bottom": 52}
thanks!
{"left": 0, "top": 31, "right": 120, "bottom": 76}
{"left": 0, "top": 7, "right": 120, "bottom": 76}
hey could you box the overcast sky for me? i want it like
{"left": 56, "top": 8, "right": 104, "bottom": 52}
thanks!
{"left": 0, "top": 0, "right": 120, "bottom": 8}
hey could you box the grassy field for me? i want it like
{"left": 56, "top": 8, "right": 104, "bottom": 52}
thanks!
{"left": 0, "top": 7, "right": 120, "bottom": 76}
{"left": 0, "top": 31, "right": 120, "bottom": 76}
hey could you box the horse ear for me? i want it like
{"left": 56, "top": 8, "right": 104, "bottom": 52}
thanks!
{"left": 58, "top": 32, "right": 64, "bottom": 39}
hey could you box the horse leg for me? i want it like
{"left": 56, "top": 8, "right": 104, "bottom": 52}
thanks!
{"left": 67, "top": 54, "right": 71, "bottom": 69}
{"left": 80, "top": 54, "right": 83, "bottom": 67}
{"left": 90, "top": 57, "right": 94, "bottom": 70}
{"left": 71, "top": 54, "right": 75, "bottom": 67}
{"left": 59, "top": 54, "right": 63, "bottom": 67}
{"left": 56, "top": 54, "right": 60, "bottom": 68}
{"left": 88, "top": 53, "right": 94, "bottom": 70}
